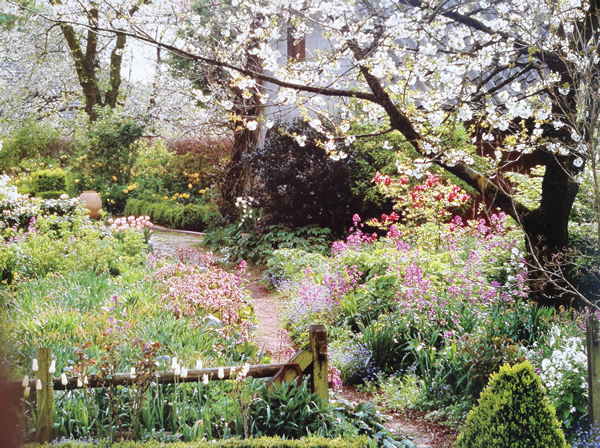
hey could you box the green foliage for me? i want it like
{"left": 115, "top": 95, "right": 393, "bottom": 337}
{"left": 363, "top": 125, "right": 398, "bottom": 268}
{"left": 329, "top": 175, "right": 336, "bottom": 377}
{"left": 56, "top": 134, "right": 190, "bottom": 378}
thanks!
{"left": 455, "top": 361, "right": 568, "bottom": 448}
{"left": 568, "top": 167, "right": 600, "bottom": 302}
{"left": 251, "top": 379, "right": 340, "bottom": 439}
{"left": 203, "top": 224, "right": 332, "bottom": 264}
{"left": 87, "top": 110, "right": 144, "bottom": 183}
{"left": 36, "top": 190, "right": 67, "bottom": 199}
{"left": 67, "top": 109, "right": 144, "bottom": 214}
{"left": 124, "top": 199, "right": 221, "bottom": 231}
{"left": 367, "top": 373, "right": 424, "bottom": 413}
{"left": 264, "top": 248, "right": 330, "bottom": 288}
{"left": 0, "top": 120, "right": 61, "bottom": 174}
{"left": 24, "top": 436, "right": 373, "bottom": 447}
{"left": 30, "top": 168, "right": 66, "bottom": 195}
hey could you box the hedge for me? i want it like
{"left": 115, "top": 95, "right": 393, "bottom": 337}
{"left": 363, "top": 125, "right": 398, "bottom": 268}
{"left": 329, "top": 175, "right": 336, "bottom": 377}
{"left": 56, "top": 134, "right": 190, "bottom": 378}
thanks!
{"left": 30, "top": 168, "right": 67, "bottom": 196}
{"left": 124, "top": 199, "right": 221, "bottom": 232}
{"left": 25, "top": 436, "right": 373, "bottom": 448}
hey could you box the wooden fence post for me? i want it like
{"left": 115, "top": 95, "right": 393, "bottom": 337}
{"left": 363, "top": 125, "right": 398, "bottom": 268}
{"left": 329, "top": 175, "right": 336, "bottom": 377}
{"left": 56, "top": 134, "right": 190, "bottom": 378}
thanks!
{"left": 36, "top": 348, "right": 54, "bottom": 444}
{"left": 309, "top": 325, "right": 328, "bottom": 400}
{"left": 587, "top": 314, "right": 600, "bottom": 428}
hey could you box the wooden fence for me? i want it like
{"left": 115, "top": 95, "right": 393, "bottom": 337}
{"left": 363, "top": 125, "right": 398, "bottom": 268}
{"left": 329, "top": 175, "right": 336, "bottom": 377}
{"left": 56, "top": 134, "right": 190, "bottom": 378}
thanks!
{"left": 18, "top": 324, "right": 328, "bottom": 444}
{"left": 587, "top": 315, "right": 600, "bottom": 428}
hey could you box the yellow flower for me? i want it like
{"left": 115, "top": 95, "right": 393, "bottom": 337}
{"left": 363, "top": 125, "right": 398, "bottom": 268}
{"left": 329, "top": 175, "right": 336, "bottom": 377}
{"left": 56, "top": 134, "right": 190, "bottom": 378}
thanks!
{"left": 199, "top": 189, "right": 206, "bottom": 195}
{"left": 123, "top": 189, "right": 129, "bottom": 194}
{"left": 188, "top": 183, "right": 193, "bottom": 189}
{"left": 162, "top": 196, "right": 168, "bottom": 200}
{"left": 112, "top": 176, "right": 118, "bottom": 181}
{"left": 74, "top": 179, "right": 80, "bottom": 184}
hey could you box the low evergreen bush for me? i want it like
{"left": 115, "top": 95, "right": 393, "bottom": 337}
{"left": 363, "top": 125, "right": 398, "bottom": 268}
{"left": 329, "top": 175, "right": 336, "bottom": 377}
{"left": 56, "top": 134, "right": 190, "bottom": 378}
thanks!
{"left": 455, "top": 361, "right": 568, "bottom": 448}
{"left": 37, "top": 190, "right": 67, "bottom": 199}
{"left": 30, "top": 168, "right": 67, "bottom": 196}
{"left": 124, "top": 199, "right": 220, "bottom": 231}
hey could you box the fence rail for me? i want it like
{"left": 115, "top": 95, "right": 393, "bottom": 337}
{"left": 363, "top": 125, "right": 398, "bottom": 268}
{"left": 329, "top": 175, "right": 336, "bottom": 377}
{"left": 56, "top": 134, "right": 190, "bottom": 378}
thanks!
{"left": 15, "top": 324, "right": 328, "bottom": 444}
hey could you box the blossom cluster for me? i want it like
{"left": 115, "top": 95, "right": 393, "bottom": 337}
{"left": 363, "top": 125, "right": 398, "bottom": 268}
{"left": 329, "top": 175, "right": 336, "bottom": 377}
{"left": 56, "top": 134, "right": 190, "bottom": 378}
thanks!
{"left": 152, "top": 261, "right": 253, "bottom": 342}
{"left": 108, "top": 215, "right": 153, "bottom": 233}
{"left": 526, "top": 324, "right": 588, "bottom": 427}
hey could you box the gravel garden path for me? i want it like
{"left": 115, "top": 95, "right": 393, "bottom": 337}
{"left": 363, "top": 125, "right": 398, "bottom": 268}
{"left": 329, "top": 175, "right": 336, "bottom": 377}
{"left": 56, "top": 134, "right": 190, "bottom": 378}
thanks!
{"left": 149, "top": 226, "right": 457, "bottom": 447}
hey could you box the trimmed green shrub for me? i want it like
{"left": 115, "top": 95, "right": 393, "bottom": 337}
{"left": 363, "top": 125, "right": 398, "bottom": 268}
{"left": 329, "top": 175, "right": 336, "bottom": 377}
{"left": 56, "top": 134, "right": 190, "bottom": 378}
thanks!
{"left": 455, "top": 361, "right": 568, "bottom": 448}
{"left": 30, "top": 168, "right": 67, "bottom": 195}
{"left": 24, "top": 436, "right": 372, "bottom": 448}
{"left": 124, "top": 199, "right": 221, "bottom": 231}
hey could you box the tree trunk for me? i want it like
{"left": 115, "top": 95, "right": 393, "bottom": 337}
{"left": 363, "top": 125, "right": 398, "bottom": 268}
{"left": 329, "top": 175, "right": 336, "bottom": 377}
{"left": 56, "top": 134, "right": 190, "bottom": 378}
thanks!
{"left": 219, "top": 126, "right": 258, "bottom": 219}
{"left": 521, "top": 153, "right": 580, "bottom": 305}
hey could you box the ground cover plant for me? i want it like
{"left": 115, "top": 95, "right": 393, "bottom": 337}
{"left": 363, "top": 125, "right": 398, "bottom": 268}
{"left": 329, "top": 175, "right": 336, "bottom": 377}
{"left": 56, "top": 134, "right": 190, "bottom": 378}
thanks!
{"left": 266, "top": 172, "right": 590, "bottom": 443}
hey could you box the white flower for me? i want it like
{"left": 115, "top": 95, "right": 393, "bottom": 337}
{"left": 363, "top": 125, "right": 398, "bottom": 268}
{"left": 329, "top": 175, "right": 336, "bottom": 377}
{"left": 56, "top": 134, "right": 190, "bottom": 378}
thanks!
{"left": 202, "top": 374, "right": 209, "bottom": 385}
{"left": 36, "top": 379, "right": 42, "bottom": 391}
{"left": 77, "top": 377, "right": 83, "bottom": 388}
{"left": 32, "top": 358, "right": 38, "bottom": 372}
{"left": 241, "top": 363, "right": 250, "bottom": 377}
{"left": 22, "top": 375, "right": 29, "bottom": 388}
{"left": 574, "top": 157, "right": 583, "bottom": 168}
{"left": 61, "top": 373, "right": 68, "bottom": 386}
{"left": 174, "top": 364, "right": 181, "bottom": 377}
{"left": 246, "top": 120, "right": 258, "bottom": 131}
{"left": 195, "top": 359, "right": 203, "bottom": 370}
{"left": 218, "top": 366, "right": 225, "bottom": 379}
{"left": 49, "top": 360, "right": 56, "bottom": 374}
{"left": 171, "top": 356, "right": 178, "bottom": 370}
{"left": 295, "top": 135, "right": 307, "bottom": 147}
{"left": 130, "top": 367, "right": 136, "bottom": 378}
{"left": 181, "top": 367, "right": 188, "bottom": 378}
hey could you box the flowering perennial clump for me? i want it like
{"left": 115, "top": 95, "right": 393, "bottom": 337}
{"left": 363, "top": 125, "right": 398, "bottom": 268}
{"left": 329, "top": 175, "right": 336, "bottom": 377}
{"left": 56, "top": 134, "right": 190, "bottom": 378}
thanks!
{"left": 152, "top": 255, "right": 253, "bottom": 341}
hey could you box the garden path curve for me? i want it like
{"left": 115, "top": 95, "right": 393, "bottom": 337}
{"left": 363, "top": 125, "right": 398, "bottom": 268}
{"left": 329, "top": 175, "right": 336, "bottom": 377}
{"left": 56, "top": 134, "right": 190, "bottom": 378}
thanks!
{"left": 149, "top": 227, "right": 296, "bottom": 361}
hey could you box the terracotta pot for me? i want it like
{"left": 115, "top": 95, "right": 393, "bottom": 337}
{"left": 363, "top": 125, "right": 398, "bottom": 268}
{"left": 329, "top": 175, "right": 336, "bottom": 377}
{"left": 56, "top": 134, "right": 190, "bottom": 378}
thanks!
{"left": 79, "top": 191, "right": 102, "bottom": 219}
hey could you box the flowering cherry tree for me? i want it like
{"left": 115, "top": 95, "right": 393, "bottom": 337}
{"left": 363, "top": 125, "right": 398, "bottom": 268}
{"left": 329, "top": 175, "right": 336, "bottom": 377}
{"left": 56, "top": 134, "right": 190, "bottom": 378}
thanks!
{"left": 6, "top": 0, "right": 600, "bottom": 304}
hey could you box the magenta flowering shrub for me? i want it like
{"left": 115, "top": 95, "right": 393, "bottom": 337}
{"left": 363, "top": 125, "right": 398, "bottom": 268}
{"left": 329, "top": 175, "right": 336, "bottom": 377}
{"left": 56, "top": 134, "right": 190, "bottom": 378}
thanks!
{"left": 152, "top": 254, "right": 253, "bottom": 342}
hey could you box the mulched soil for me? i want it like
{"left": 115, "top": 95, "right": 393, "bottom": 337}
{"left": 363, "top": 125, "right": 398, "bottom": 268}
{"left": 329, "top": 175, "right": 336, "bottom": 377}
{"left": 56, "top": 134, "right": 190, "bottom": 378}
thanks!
{"left": 337, "top": 385, "right": 459, "bottom": 448}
